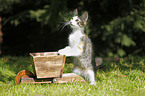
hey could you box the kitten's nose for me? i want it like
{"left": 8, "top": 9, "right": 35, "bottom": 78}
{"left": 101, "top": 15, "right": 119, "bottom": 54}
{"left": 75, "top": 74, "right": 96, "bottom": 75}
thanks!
{"left": 70, "top": 21, "right": 72, "bottom": 24}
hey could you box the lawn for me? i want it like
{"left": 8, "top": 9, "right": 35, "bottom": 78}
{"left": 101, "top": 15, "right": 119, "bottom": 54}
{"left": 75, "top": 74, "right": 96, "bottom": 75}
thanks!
{"left": 0, "top": 56, "right": 145, "bottom": 96}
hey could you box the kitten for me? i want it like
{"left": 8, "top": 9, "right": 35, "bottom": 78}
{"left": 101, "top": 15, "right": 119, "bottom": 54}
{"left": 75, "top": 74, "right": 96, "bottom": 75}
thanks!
{"left": 58, "top": 9, "right": 96, "bottom": 85}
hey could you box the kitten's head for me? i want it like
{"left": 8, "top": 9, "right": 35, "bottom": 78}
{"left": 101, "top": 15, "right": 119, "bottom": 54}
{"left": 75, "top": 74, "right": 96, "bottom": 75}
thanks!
{"left": 69, "top": 9, "right": 88, "bottom": 29}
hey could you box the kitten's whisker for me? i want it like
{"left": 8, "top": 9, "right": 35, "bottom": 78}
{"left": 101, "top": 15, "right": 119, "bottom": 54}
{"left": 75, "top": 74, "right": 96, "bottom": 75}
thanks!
{"left": 57, "top": 23, "right": 66, "bottom": 31}
{"left": 63, "top": 17, "right": 69, "bottom": 22}
{"left": 61, "top": 22, "right": 70, "bottom": 32}
{"left": 61, "top": 24, "right": 67, "bottom": 32}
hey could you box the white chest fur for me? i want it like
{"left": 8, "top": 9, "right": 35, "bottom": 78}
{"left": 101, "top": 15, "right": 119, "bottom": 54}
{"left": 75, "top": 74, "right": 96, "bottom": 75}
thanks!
{"left": 58, "top": 29, "right": 84, "bottom": 56}
{"left": 69, "top": 30, "right": 84, "bottom": 48}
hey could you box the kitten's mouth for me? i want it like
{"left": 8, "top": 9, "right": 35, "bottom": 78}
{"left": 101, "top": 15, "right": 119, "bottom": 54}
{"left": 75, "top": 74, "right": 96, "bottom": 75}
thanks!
{"left": 69, "top": 21, "right": 73, "bottom": 26}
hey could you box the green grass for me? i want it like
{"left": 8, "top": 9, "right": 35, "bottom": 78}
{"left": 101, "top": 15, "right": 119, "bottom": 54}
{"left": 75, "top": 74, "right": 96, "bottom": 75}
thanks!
{"left": 0, "top": 56, "right": 145, "bottom": 96}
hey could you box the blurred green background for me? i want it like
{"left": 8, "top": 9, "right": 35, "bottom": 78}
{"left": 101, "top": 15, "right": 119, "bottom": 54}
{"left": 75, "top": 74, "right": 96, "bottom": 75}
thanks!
{"left": 0, "top": 0, "right": 145, "bottom": 57}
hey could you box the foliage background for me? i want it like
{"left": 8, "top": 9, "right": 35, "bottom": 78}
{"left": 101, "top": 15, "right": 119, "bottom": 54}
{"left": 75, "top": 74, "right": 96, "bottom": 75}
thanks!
{"left": 0, "top": 0, "right": 145, "bottom": 57}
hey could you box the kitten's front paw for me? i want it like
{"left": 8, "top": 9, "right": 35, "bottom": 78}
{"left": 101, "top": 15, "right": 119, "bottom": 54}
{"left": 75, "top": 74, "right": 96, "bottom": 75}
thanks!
{"left": 58, "top": 46, "right": 71, "bottom": 56}
{"left": 58, "top": 49, "right": 64, "bottom": 55}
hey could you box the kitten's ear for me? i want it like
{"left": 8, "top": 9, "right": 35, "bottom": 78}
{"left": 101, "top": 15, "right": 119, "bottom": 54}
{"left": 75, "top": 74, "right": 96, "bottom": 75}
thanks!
{"left": 74, "top": 9, "right": 78, "bottom": 16}
{"left": 80, "top": 11, "right": 88, "bottom": 22}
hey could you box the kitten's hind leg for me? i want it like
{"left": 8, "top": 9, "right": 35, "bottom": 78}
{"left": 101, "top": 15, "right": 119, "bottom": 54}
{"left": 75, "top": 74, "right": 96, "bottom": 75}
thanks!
{"left": 83, "top": 69, "right": 96, "bottom": 85}
{"left": 72, "top": 67, "right": 82, "bottom": 76}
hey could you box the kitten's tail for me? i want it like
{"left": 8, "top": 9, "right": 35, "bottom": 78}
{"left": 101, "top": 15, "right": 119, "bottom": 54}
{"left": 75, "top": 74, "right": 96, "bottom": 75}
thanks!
{"left": 95, "top": 57, "right": 103, "bottom": 67}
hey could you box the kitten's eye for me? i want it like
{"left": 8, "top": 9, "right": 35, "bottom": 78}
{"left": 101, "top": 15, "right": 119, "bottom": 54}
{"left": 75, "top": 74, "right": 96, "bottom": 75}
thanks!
{"left": 75, "top": 19, "right": 79, "bottom": 22}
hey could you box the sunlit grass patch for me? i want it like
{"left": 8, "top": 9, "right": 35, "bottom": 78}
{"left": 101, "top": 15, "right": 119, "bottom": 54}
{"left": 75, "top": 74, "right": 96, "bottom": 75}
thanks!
{"left": 0, "top": 56, "right": 145, "bottom": 96}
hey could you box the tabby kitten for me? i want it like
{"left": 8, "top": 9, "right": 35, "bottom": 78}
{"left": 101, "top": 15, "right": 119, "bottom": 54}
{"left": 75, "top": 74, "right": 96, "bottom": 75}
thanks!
{"left": 58, "top": 9, "right": 96, "bottom": 85}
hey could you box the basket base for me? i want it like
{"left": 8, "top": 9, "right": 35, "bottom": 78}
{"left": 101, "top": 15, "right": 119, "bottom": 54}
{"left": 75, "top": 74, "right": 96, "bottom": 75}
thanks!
{"left": 20, "top": 73, "right": 86, "bottom": 84}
